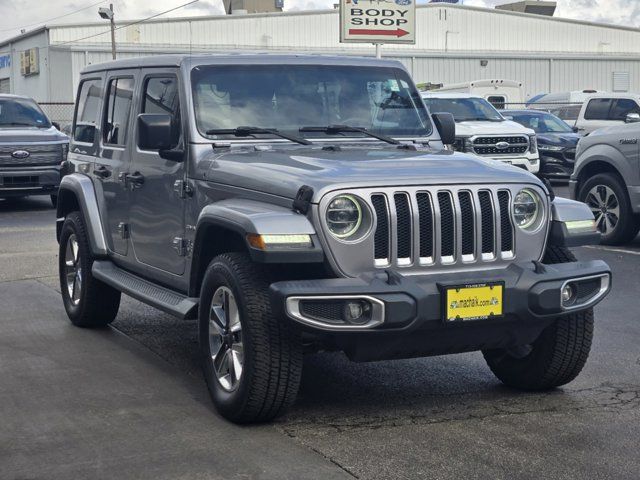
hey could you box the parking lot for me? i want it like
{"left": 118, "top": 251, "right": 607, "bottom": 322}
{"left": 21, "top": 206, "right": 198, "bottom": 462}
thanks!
{"left": 2, "top": 186, "right": 640, "bottom": 480}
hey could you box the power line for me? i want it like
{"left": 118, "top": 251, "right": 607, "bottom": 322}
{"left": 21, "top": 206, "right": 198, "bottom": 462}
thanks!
{"left": 55, "top": 0, "right": 200, "bottom": 47}
{"left": 0, "top": 0, "right": 108, "bottom": 33}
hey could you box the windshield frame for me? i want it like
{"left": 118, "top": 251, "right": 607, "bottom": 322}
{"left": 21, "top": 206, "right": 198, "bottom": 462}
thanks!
{"left": 189, "top": 62, "right": 433, "bottom": 144}
{"left": 0, "top": 96, "right": 52, "bottom": 129}
{"left": 422, "top": 96, "right": 505, "bottom": 123}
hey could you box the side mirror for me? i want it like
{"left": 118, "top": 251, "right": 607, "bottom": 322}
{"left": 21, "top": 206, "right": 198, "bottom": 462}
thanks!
{"left": 138, "top": 114, "right": 177, "bottom": 151}
{"left": 431, "top": 112, "right": 456, "bottom": 146}
{"left": 572, "top": 126, "right": 580, "bottom": 133}
{"left": 625, "top": 113, "right": 640, "bottom": 123}
{"left": 503, "top": 115, "right": 514, "bottom": 121}
{"left": 52, "top": 121, "right": 61, "bottom": 130}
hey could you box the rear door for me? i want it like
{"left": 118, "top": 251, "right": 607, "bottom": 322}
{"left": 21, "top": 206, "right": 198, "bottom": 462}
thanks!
{"left": 95, "top": 70, "right": 137, "bottom": 257}
{"left": 577, "top": 98, "right": 612, "bottom": 134}
{"left": 128, "top": 69, "right": 186, "bottom": 275}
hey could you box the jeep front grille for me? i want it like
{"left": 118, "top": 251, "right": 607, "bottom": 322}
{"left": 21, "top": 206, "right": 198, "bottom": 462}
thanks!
{"left": 370, "top": 187, "right": 514, "bottom": 268}
{"left": 472, "top": 136, "right": 528, "bottom": 156}
{"left": 0, "top": 144, "right": 63, "bottom": 167}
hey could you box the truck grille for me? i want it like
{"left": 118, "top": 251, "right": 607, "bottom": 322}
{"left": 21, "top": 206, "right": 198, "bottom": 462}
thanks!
{"left": 0, "top": 144, "right": 63, "bottom": 167}
{"left": 472, "top": 136, "right": 528, "bottom": 156}
{"left": 371, "top": 187, "right": 515, "bottom": 268}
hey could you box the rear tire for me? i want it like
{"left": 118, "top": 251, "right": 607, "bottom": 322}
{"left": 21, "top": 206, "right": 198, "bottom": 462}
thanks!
{"left": 483, "top": 246, "right": 594, "bottom": 390}
{"left": 578, "top": 172, "right": 640, "bottom": 245}
{"left": 199, "top": 252, "right": 302, "bottom": 423}
{"left": 58, "top": 211, "right": 121, "bottom": 327}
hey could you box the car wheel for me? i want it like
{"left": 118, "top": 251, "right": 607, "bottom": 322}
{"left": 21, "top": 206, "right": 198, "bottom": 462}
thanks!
{"left": 50, "top": 194, "right": 58, "bottom": 208}
{"left": 579, "top": 173, "right": 640, "bottom": 245}
{"left": 199, "top": 252, "right": 302, "bottom": 423}
{"left": 59, "top": 211, "right": 121, "bottom": 327}
{"left": 482, "top": 246, "right": 593, "bottom": 390}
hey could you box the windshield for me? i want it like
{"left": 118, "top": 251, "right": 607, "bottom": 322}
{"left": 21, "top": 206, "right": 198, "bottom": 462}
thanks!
{"left": 509, "top": 112, "right": 573, "bottom": 133}
{"left": 191, "top": 64, "right": 432, "bottom": 141}
{"left": 0, "top": 97, "right": 51, "bottom": 128}
{"left": 423, "top": 97, "right": 503, "bottom": 122}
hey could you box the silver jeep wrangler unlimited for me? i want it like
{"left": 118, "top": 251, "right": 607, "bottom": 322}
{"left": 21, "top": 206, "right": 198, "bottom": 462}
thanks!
{"left": 57, "top": 55, "right": 611, "bottom": 423}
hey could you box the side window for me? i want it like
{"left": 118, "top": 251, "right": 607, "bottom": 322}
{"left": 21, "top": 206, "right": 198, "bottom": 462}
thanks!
{"left": 584, "top": 98, "right": 612, "bottom": 120}
{"left": 74, "top": 79, "right": 102, "bottom": 144}
{"left": 103, "top": 77, "right": 134, "bottom": 146}
{"left": 609, "top": 99, "right": 640, "bottom": 121}
{"left": 487, "top": 95, "right": 506, "bottom": 110}
{"left": 142, "top": 76, "right": 181, "bottom": 146}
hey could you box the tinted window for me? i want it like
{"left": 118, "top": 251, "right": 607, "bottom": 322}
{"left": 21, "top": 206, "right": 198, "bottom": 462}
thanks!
{"left": 610, "top": 99, "right": 640, "bottom": 121}
{"left": 191, "top": 65, "right": 431, "bottom": 140}
{"left": 74, "top": 79, "right": 102, "bottom": 143}
{"left": 103, "top": 77, "right": 134, "bottom": 145}
{"left": 509, "top": 112, "right": 573, "bottom": 133}
{"left": 584, "top": 98, "right": 612, "bottom": 120}
{"left": 141, "top": 76, "right": 181, "bottom": 148}
{"left": 423, "top": 97, "right": 503, "bottom": 122}
{"left": 487, "top": 95, "right": 506, "bottom": 110}
{"left": 0, "top": 97, "right": 51, "bottom": 128}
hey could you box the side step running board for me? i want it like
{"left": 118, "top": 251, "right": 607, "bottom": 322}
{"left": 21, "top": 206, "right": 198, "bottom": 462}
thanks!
{"left": 92, "top": 260, "right": 199, "bottom": 319}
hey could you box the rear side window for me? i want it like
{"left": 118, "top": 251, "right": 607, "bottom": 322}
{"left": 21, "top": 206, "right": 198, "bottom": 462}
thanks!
{"left": 584, "top": 98, "right": 612, "bottom": 120}
{"left": 487, "top": 95, "right": 506, "bottom": 110}
{"left": 609, "top": 99, "right": 640, "bottom": 121}
{"left": 103, "top": 77, "right": 134, "bottom": 146}
{"left": 74, "top": 79, "right": 102, "bottom": 144}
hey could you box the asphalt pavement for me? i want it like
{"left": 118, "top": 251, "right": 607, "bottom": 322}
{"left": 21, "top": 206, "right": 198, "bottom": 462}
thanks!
{"left": 1, "top": 188, "right": 639, "bottom": 480}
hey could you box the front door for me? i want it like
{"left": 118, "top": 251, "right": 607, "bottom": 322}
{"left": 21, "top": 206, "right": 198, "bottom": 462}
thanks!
{"left": 96, "top": 71, "right": 137, "bottom": 256}
{"left": 129, "top": 70, "right": 186, "bottom": 275}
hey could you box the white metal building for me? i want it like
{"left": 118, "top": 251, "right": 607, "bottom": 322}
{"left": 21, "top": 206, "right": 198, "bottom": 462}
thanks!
{"left": 1, "top": 3, "right": 640, "bottom": 114}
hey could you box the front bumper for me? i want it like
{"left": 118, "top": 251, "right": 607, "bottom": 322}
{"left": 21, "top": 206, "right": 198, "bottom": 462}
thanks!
{"left": 539, "top": 153, "right": 574, "bottom": 179}
{"left": 270, "top": 260, "right": 611, "bottom": 360}
{"left": 0, "top": 165, "right": 61, "bottom": 196}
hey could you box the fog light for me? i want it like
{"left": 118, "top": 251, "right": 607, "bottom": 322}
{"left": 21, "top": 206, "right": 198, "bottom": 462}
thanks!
{"left": 343, "top": 300, "right": 371, "bottom": 324}
{"left": 562, "top": 284, "right": 575, "bottom": 306}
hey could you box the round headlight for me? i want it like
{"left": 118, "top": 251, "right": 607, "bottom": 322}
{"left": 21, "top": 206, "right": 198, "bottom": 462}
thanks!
{"left": 513, "top": 189, "right": 541, "bottom": 230}
{"left": 326, "top": 195, "right": 362, "bottom": 239}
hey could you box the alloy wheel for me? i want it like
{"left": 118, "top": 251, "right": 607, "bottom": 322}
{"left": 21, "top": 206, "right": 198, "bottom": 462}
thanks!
{"left": 209, "top": 286, "right": 244, "bottom": 392}
{"left": 585, "top": 185, "right": 620, "bottom": 234}
{"left": 64, "top": 234, "right": 82, "bottom": 306}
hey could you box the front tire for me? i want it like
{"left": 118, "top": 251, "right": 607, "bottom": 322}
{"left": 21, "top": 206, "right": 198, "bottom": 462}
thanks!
{"left": 58, "top": 211, "right": 121, "bottom": 327}
{"left": 199, "top": 253, "right": 302, "bottom": 423}
{"left": 483, "top": 246, "right": 594, "bottom": 390}
{"left": 578, "top": 172, "right": 640, "bottom": 245}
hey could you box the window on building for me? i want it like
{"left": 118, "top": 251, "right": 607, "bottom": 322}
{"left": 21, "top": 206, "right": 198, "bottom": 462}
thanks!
{"left": 74, "top": 79, "right": 102, "bottom": 144}
{"left": 584, "top": 98, "right": 612, "bottom": 120}
{"left": 103, "top": 77, "right": 134, "bottom": 145}
{"left": 609, "top": 99, "right": 640, "bottom": 121}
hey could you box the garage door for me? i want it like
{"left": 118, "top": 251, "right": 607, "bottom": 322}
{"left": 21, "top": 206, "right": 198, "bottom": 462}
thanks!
{"left": 0, "top": 78, "right": 9, "bottom": 94}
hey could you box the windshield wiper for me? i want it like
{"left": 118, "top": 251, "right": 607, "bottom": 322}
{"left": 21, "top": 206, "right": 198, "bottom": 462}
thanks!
{"left": 205, "top": 126, "right": 312, "bottom": 146}
{"left": 300, "top": 125, "right": 400, "bottom": 145}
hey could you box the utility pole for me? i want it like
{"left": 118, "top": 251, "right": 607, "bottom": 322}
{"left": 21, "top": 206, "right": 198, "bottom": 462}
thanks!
{"left": 99, "top": 4, "right": 116, "bottom": 60}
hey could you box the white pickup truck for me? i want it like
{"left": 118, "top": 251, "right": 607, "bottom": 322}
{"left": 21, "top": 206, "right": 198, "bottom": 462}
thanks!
{"left": 422, "top": 92, "right": 539, "bottom": 174}
{"left": 572, "top": 93, "right": 640, "bottom": 134}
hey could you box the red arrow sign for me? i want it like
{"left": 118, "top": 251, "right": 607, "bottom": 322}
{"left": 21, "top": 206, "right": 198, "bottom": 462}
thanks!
{"left": 348, "top": 28, "right": 410, "bottom": 38}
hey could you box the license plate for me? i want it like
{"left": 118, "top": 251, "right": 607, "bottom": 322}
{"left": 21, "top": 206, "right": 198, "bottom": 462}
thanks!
{"left": 444, "top": 283, "right": 504, "bottom": 322}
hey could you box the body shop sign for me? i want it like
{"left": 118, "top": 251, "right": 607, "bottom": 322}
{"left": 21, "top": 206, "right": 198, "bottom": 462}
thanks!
{"left": 340, "top": 0, "right": 415, "bottom": 44}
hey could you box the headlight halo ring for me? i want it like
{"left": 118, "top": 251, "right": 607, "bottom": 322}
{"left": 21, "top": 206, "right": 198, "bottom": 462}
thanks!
{"left": 325, "top": 193, "right": 371, "bottom": 242}
{"left": 512, "top": 188, "right": 543, "bottom": 232}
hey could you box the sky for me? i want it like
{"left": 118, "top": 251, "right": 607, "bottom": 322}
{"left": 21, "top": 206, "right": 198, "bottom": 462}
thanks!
{"left": 1, "top": 0, "right": 639, "bottom": 42}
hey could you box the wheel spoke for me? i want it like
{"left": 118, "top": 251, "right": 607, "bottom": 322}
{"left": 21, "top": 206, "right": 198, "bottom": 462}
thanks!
{"left": 71, "top": 274, "right": 81, "bottom": 303}
{"left": 209, "top": 307, "right": 226, "bottom": 335}
{"left": 605, "top": 215, "right": 615, "bottom": 233}
{"left": 214, "top": 345, "right": 230, "bottom": 378}
{"left": 209, "top": 286, "right": 244, "bottom": 392}
{"left": 71, "top": 239, "right": 79, "bottom": 265}
{"left": 230, "top": 347, "right": 243, "bottom": 382}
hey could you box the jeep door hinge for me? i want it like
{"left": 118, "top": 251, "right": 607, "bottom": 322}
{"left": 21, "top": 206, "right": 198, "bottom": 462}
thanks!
{"left": 172, "top": 237, "right": 192, "bottom": 257}
{"left": 173, "top": 180, "right": 193, "bottom": 199}
{"left": 116, "top": 222, "right": 130, "bottom": 239}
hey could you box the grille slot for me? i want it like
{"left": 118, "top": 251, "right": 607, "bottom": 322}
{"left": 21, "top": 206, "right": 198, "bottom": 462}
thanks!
{"left": 478, "top": 191, "right": 495, "bottom": 255}
{"left": 366, "top": 187, "right": 525, "bottom": 269}
{"left": 497, "top": 190, "right": 514, "bottom": 253}
{"left": 472, "top": 136, "right": 528, "bottom": 156}
{"left": 394, "top": 193, "right": 412, "bottom": 261}
{"left": 458, "top": 191, "right": 475, "bottom": 257}
{"left": 371, "top": 194, "right": 390, "bottom": 262}
{"left": 416, "top": 193, "right": 434, "bottom": 260}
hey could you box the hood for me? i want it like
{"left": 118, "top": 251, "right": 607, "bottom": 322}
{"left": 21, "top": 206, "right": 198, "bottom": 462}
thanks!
{"left": 0, "top": 126, "right": 69, "bottom": 143}
{"left": 536, "top": 132, "right": 580, "bottom": 147}
{"left": 587, "top": 121, "right": 640, "bottom": 138}
{"left": 199, "top": 144, "right": 543, "bottom": 202}
{"left": 454, "top": 119, "right": 534, "bottom": 137}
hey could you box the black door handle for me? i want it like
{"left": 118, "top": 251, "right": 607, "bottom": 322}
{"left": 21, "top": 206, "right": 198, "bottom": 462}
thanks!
{"left": 127, "top": 171, "right": 145, "bottom": 188}
{"left": 93, "top": 165, "right": 111, "bottom": 179}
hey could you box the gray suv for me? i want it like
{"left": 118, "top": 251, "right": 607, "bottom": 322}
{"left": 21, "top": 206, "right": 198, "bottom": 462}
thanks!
{"left": 56, "top": 55, "right": 611, "bottom": 423}
{"left": 570, "top": 122, "right": 640, "bottom": 244}
{"left": 0, "top": 94, "right": 69, "bottom": 206}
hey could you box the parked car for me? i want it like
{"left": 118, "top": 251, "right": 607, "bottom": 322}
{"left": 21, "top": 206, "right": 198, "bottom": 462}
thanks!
{"left": 571, "top": 93, "right": 640, "bottom": 135}
{"left": 526, "top": 90, "right": 605, "bottom": 125}
{"left": 422, "top": 92, "right": 540, "bottom": 173}
{"left": 0, "top": 94, "right": 69, "bottom": 206}
{"left": 505, "top": 109, "right": 580, "bottom": 180}
{"left": 570, "top": 121, "right": 640, "bottom": 244}
{"left": 56, "top": 54, "right": 610, "bottom": 423}
{"left": 431, "top": 79, "right": 525, "bottom": 109}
